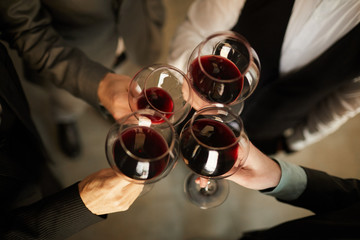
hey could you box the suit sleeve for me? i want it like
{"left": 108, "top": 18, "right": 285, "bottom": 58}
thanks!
{"left": 119, "top": 0, "right": 166, "bottom": 66}
{"left": 167, "top": 0, "right": 245, "bottom": 72}
{"left": 0, "top": 0, "right": 110, "bottom": 107}
{"left": 0, "top": 183, "right": 105, "bottom": 240}
{"left": 281, "top": 167, "right": 360, "bottom": 214}
{"left": 243, "top": 167, "right": 360, "bottom": 239}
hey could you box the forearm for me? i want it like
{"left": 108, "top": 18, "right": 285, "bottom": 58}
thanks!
{"left": 260, "top": 159, "right": 307, "bottom": 201}
{"left": 167, "top": 0, "right": 244, "bottom": 72}
{"left": 227, "top": 143, "right": 307, "bottom": 201}
{"left": 257, "top": 159, "right": 360, "bottom": 214}
{"left": 167, "top": 20, "right": 205, "bottom": 73}
{"left": 0, "top": 0, "right": 110, "bottom": 107}
{"left": 1, "top": 183, "right": 105, "bottom": 240}
{"left": 120, "top": 0, "right": 165, "bottom": 66}
{"left": 282, "top": 168, "right": 360, "bottom": 214}
{"left": 228, "top": 142, "right": 282, "bottom": 191}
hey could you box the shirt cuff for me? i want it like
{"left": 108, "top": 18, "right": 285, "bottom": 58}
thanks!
{"left": 261, "top": 159, "right": 307, "bottom": 201}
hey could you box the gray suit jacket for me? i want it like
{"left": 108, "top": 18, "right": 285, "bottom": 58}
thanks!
{"left": 0, "top": 0, "right": 165, "bottom": 108}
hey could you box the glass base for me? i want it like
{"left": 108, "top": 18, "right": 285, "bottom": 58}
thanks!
{"left": 184, "top": 173, "right": 229, "bottom": 209}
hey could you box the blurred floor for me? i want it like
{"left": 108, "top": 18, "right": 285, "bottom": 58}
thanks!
{"left": 13, "top": 0, "right": 360, "bottom": 239}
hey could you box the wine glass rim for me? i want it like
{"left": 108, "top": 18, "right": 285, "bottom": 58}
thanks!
{"left": 117, "top": 109, "right": 176, "bottom": 162}
{"left": 143, "top": 64, "right": 192, "bottom": 115}
{"left": 196, "top": 31, "right": 253, "bottom": 83}
{"left": 187, "top": 105, "right": 243, "bottom": 150}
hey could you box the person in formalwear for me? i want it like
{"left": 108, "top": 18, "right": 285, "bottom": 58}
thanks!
{"left": 168, "top": 0, "right": 360, "bottom": 155}
{"left": 0, "top": 39, "right": 142, "bottom": 239}
{"left": 0, "top": 0, "right": 165, "bottom": 158}
{"left": 223, "top": 141, "right": 360, "bottom": 239}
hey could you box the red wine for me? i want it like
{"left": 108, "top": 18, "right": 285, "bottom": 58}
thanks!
{"left": 180, "top": 119, "right": 238, "bottom": 177}
{"left": 137, "top": 87, "right": 174, "bottom": 123}
{"left": 189, "top": 55, "right": 243, "bottom": 104}
{"left": 113, "top": 126, "right": 169, "bottom": 180}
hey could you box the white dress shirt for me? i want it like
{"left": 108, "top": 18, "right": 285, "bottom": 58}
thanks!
{"left": 168, "top": 0, "right": 360, "bottom": 151}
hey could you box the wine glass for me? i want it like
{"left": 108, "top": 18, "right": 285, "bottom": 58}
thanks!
{"left": 105, "top": 109, "right": 179, "bottom": 193}
{"left": 128, "top": 64, "right": 192, "bottom": 127}
{"left": 179, "top": 105, "right": 249, "bottom": 209}
{"left": 187, "top": 31, "right": 261, "bottom": 115}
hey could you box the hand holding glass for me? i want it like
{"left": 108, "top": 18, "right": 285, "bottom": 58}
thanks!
{"left": 180, "top": 105, "right": 250, "bottom": 209}
{"left": 105, "top": 109, "right": 179, "bottom": 189}
{"left": 128, "top": 64, "right": 192, "bottom": 127}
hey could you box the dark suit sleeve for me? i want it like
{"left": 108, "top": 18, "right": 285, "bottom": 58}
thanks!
{"left": 241, "top": 168, "right": 360, "bottom": 239}
{"left": 281, "top": 167, "right": 360, "bottom": 214}
{"left": 0, "top": 0, "right": 110, "bottom": 107}
{"left": 0, "top": 183, "right": 106, "bottom": 240}
{"left": 0, "top": 39, "right": 106, "bottom": 239}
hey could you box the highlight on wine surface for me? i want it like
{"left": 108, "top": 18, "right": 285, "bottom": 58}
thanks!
{"left": 106, "top": 109, "right": 179, "bottom": 184}
{"left": 129, "top": 64, "right": 192, "bottom": 126}
{"left": 187, "top": 31, "right": 261, "bottom": 113}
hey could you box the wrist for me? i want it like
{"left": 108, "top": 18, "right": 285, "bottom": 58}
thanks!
{"left": 228, "top": 143, "right": 281, "bottom": 190}
{"left": 260, "top": 159, "right": 307, "bottom": 201}
{"left": 98, "top": 99, "right": 114, "bottom": 121}
{"left": 97, "top": 72, "right": 113, "bottom": 107}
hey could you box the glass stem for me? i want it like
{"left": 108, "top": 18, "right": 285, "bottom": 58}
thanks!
{"left": 204, "top": 180, "right": 211, "bottom": 191}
